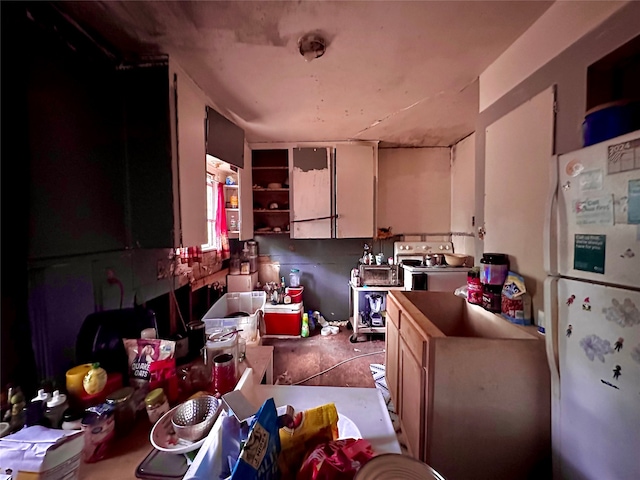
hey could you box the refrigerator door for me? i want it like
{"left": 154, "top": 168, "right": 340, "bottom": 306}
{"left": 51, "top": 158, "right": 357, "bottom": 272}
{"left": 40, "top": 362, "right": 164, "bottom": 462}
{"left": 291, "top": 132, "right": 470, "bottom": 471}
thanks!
{"left": 556, "top": 130, "right": 640, "bottom": 288}
{"left": 554, "top": 277, "right": 640, "bottom": 480}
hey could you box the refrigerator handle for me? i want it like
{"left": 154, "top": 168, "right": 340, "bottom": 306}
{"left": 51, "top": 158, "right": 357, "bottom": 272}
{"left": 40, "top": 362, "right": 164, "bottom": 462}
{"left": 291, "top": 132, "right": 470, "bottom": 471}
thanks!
{"left": 543, "top": 154, "right": 559, "bottom": 275}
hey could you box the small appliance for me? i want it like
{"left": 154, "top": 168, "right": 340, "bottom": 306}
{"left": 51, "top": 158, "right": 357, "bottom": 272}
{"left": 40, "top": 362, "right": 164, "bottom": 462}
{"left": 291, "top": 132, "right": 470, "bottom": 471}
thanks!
{"left": 365, "top": 293, "right": 384, "bottom": 327}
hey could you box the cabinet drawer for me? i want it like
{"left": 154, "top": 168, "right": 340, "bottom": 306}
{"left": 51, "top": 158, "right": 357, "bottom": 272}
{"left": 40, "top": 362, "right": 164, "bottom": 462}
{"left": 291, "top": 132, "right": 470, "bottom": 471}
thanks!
{"left": 386, "top": 295, "right": 401, "bottom": 330}
{"left": 400, "top": 317, "right": 426, "bottom": 366}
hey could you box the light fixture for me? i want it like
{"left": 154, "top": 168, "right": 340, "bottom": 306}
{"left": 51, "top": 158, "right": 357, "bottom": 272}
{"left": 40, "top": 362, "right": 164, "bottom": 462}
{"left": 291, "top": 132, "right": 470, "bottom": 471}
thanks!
{"left": 298, "top": 33, "right": 326, "bottom": 62}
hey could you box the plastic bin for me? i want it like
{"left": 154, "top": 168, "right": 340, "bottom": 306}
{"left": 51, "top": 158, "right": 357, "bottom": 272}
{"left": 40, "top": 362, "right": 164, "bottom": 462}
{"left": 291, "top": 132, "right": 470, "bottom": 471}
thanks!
{"left": 202, "top": 292, "right": 266, "bottom": 343}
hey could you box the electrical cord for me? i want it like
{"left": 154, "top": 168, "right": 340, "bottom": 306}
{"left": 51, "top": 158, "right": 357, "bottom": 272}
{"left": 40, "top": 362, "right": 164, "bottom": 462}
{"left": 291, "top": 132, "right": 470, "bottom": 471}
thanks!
{"left": 293, "top": 350, "right": 385, "bottom": 385}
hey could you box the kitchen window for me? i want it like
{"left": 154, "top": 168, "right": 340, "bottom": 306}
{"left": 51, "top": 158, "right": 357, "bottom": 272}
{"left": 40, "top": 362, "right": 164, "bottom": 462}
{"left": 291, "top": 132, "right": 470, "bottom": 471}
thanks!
{"left": 203, "top": 172, "right": 229, "bottom": 257}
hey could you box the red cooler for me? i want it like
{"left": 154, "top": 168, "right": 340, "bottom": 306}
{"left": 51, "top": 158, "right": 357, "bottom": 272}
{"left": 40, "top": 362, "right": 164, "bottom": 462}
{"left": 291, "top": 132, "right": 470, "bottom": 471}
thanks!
{"left": 264, "top": 302, "right": 304, "bottom": 336}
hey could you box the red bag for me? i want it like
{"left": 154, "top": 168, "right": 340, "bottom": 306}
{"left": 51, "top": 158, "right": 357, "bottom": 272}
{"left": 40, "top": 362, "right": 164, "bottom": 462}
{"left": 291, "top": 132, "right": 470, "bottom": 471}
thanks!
{"left": 297, "top": 438, "right": 375, "bottom": 480}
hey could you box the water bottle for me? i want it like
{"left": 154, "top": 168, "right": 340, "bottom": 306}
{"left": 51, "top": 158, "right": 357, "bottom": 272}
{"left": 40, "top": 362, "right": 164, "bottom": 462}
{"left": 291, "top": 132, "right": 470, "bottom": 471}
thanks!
{"left": 289, "top": 269, "right": 300, "bottom": 287}
{"left": 301, "top": 313, "right": 309, "bottom": 338}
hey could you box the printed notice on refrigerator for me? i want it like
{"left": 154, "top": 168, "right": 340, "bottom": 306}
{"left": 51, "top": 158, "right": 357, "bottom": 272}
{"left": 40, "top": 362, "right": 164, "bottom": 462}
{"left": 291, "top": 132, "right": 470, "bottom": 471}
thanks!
{"left": 574, "top": 234, "right": 606, "bottom": 274}
{"left": 607, "top": 137, "right": 640, "bottom": 174}
{"left": 573, "top": 196, "right": 614, "bottom": 226}
{"left": 628, "top": 179, "right": 640, "bottom": 224}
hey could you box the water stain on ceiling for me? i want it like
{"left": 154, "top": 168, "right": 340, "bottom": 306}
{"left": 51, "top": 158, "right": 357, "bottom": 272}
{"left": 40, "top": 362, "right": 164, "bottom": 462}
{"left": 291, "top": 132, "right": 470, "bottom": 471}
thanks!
{"left": 57, "top": 1, "right": 554, "bottom": 148}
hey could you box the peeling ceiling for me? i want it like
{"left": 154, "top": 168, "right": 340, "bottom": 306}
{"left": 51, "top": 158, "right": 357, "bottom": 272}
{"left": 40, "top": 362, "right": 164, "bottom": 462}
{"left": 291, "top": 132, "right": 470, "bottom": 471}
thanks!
{"left": 56, "top": 1, "right": 554, "bottom": 147}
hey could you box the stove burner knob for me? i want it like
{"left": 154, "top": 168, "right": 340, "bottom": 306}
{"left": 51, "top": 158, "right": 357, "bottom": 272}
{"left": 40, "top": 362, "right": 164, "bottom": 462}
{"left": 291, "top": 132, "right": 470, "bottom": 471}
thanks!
{"left": 444, "top": 245, "right": 450, "bottom": 250}
{"left": 439, "top": 245, "right": 444, "bottom": 250}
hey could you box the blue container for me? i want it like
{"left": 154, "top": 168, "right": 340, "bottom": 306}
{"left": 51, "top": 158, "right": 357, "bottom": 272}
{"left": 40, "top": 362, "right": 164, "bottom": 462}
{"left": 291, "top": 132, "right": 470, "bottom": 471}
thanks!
{"left": 582, "top": 100, "right": 638, "bottom": 147}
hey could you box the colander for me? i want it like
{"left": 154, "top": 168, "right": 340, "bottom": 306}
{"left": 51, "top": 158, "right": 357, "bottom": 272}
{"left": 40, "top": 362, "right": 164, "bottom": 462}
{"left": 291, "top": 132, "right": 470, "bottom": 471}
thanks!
{"left": 171, "top": 395, "right": 221, "bottom": 442}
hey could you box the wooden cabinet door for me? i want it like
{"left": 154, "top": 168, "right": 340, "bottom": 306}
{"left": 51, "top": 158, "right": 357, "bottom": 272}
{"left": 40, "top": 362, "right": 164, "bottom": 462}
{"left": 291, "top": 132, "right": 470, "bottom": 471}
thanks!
{"left": 385, "top": 316, "right": 400, "bottom": 413}
{"left": 400, "top": 337, "right": 425, "bottom": 460}
{"left": 335, "top": 144, "right": 376, "bottom": 238}
{"left": 291, "top": 147, "right": 332, "bottom": 238}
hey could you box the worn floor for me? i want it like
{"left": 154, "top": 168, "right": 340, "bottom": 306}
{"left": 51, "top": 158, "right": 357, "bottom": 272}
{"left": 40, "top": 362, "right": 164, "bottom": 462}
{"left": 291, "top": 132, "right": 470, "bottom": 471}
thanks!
{"left": 262, "top": 326, "right": 386, "bottom": 387}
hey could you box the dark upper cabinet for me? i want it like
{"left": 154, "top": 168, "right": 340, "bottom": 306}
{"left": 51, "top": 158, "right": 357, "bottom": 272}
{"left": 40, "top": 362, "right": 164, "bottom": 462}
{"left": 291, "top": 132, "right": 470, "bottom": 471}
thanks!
{"left": 22, "top": 3, "right": 207, "bottom": 261}
{"left": 23, "top": 3, "right": 129, "bottom": 260}
{"left": 206, "top": 106, "right": 245, "bottom": 169}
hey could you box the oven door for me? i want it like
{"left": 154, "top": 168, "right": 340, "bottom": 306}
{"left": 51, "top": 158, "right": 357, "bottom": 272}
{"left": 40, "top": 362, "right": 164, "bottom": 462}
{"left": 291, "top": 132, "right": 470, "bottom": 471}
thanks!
{"left": 403, "top": 269, "right": 428, "bottom": 291}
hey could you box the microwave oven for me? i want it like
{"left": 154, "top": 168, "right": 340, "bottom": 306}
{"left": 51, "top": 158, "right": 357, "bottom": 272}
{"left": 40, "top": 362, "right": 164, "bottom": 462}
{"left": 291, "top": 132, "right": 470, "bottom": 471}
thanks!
{"left": 358, "top": 264, "right": 401, "bottom": 287}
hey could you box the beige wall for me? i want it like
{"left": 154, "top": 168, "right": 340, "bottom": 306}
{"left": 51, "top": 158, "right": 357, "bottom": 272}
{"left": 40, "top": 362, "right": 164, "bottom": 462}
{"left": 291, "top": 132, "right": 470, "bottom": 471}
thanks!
{"left": 480, "top": 0, "right": 629, "bottom": 111}
{"left": 450, "top": 133, "right": 476, "bottom": 257}
{"left": 378, "top": 147, "right": 450, "bottom": 235}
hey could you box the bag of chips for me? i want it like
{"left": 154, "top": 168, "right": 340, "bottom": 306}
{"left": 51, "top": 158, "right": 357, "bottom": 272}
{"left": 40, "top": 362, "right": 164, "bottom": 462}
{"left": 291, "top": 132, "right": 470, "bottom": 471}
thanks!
{"left": 278, "top": 403, "right": 339, "bottom": 479}
{"left": 231, "top": 398, "right": 281, "bottom": 479}
{"left": 298, "top": 438, "right": 375, "bottom": 480}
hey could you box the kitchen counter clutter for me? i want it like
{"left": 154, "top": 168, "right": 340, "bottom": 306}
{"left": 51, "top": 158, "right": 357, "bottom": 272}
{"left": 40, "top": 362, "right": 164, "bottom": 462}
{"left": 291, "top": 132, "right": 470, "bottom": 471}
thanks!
{"left": 386, "top": 290, "right": 551, "bottom": 480}
{"left": 76, "top": 345, "right": 274, "bottom": 480}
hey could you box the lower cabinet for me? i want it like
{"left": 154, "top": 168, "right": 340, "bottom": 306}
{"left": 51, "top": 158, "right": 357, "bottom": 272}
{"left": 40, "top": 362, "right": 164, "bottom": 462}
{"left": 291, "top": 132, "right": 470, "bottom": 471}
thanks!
{"left": 399, "top": 337, "right": 424, "bottom": 458}
{"left": 385, "top": 291, "right": 551, "bottom": 480}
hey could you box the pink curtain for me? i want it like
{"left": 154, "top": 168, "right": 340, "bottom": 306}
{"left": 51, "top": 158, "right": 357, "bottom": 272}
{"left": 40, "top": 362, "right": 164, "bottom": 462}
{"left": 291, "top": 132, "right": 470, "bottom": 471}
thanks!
{"left": 216, "top": 182, "right": 230, "bottom": 257}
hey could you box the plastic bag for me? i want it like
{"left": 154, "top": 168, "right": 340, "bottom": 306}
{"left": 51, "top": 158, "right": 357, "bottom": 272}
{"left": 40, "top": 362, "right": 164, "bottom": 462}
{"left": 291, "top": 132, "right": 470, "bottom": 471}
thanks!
{"left": 231, "top": 398, "right": 281, "bottom": 479}
{"left": 297, "top": 438, "right": 375, "bottom": 480}
{"left": 278, "top": 403, "right": 339, "bottom": 479}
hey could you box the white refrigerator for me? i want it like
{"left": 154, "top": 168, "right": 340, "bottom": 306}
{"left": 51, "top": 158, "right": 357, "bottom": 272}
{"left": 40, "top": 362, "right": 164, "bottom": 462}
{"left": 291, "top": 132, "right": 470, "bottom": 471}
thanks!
{"left": 544, "top": 129, "right": 640, "bottom": 480}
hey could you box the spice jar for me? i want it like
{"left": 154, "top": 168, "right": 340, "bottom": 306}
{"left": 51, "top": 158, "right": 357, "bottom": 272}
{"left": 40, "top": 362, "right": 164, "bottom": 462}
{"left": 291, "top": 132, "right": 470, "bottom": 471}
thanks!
{"left": 106, "top": 387, "right": 136, "bottom": 437}
{"left": 144, "top": 388, "right": 169, "bottom": 425}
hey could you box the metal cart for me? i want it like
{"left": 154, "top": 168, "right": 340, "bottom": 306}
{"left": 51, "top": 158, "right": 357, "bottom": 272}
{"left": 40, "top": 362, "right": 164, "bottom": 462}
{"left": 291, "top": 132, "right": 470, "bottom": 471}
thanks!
{"left": 348, "top": 281, "right": 406, "bottom": 342}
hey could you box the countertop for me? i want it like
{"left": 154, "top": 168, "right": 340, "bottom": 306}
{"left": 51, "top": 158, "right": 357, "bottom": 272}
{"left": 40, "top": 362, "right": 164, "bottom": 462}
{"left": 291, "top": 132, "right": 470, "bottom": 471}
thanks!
{"left": 185, "top": 380, "right": 401, "bottom": 478}
{"left": 78, "top": 345, "right": 273, "bottom": 480}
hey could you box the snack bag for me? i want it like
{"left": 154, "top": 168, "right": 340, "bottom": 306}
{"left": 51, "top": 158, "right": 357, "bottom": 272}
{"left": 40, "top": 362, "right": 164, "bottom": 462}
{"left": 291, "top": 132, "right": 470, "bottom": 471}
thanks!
{"left": 278, "top": 403, "right": 339, "bottom": 479}
{"left": 231, "top": 398, "right": 281, "bottom": 479}
{"left": 124, "top": 338, "right": 176, "bottom": 388}
{"left": 298, "top": 438, "right": 375, "bottom": 480}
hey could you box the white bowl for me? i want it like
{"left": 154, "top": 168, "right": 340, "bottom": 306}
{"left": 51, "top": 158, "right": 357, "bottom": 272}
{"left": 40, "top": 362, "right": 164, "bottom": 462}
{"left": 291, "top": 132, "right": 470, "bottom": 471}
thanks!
{"left": 443, "top": 253, "right": 468, "bottom": 267}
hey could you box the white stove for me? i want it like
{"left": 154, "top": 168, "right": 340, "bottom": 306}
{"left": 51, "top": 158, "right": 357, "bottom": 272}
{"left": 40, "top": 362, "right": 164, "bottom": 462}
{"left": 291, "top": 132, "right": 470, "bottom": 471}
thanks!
{"left": 393, "top": 241, "right": 470, "bottom": 291}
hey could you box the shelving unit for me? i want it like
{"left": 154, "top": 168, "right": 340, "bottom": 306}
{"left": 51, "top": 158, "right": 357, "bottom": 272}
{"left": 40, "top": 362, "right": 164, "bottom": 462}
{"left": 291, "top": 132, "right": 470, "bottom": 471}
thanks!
{"left": 208, "top": 155, "right": 242, "bottom": 239}
{"left": 251, "top": 149, "right": 291, "bottom": 235}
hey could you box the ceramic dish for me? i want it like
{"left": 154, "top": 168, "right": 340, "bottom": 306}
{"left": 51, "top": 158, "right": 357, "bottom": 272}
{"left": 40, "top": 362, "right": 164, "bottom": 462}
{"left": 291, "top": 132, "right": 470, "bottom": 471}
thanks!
{"left": 150, "top": 405, "right": 210, "bottom": 454}
{"left": 354, "top": 453, "right": 446, "bottom": 479}
{"left": 0, "top": 422, "right": 10, "bottom": 438}
{"left": 337, "top": 413, "right": 361, "bottom": 439}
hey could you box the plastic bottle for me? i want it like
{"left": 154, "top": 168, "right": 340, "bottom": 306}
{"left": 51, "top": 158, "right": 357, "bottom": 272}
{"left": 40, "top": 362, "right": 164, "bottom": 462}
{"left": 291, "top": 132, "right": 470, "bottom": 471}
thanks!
{"left": 45, "top": 390, "right": 68, "bottom": 428}
{"left": 301, "top": 313, "right": 309, "bottom": 338}
{"left": 289, "top": 269, "right": 300, "bottom": 288}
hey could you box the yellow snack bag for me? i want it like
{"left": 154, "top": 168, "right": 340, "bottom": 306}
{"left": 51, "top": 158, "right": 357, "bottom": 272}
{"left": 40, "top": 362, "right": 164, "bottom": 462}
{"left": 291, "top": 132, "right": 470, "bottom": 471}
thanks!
{"left": 278, "top": 403, "right": 339, "bottom": 479}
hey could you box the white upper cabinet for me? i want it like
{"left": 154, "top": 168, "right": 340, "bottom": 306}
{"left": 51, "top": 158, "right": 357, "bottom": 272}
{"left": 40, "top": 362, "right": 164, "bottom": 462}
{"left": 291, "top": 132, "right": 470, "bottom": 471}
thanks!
{"left": 291, "top": 147, "right": 333, "bottom": 239}
{"left": 335, "top": 143, "right": 376, "bottom": 238}
{"left": 289, "top": 142, "right": 377, "bottom": 239}
{"left": 169, "top": 59, "right": 208, "bottom": 248}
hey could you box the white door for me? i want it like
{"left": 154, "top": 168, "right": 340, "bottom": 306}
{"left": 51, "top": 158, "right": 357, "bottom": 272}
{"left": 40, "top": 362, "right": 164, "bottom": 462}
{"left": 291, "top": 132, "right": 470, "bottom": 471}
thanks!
{"left": 556, "top": 130, "right": 640, "bottom": 288}
{"left": 554, "top": 277, "right": 640, "bottom": 480}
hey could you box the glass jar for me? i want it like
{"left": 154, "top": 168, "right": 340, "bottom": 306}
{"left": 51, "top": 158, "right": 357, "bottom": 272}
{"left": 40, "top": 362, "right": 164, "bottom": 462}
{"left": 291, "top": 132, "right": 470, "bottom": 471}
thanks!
{"left": 144, "top": 388, "right": 169, "bottom": 425}
{"left": 105, "top": 387, "right": 136, "bottom": 437}
{"left": 289, "top": 269, "right": 300, "bottom": 287}
{"left": 213, "top": 353, "right": 236, "bottom": 396}
{"left": 229, "top": 255, "right": 241, "bottom": 275}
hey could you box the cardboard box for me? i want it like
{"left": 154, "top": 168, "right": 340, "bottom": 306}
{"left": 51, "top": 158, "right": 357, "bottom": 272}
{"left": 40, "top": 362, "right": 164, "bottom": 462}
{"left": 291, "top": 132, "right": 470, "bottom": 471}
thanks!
{"left": 0, "top": 426, "right": 84, "bottom": 480}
